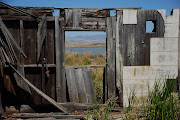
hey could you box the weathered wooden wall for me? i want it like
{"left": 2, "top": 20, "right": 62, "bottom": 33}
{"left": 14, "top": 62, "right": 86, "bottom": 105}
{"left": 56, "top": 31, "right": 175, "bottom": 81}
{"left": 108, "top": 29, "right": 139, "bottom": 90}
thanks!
{"left": 0, "top": 5, "right": 179, "bottom": 109}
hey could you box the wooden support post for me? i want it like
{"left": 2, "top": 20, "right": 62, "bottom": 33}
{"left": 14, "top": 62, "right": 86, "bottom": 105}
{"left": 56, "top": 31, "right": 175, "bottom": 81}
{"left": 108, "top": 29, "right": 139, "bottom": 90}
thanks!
{"left": 55, "top": 16, "right": 66, "bottom": 102}
{"left": 106, "top": 16, "right": 116, "bottom": 99}
{"left": 116, "top": 11, "right": 123, "bottom": 106}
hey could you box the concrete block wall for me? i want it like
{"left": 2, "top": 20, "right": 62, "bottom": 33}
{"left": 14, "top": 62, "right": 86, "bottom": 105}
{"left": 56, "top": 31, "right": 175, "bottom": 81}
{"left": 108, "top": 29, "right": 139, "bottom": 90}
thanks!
{"left": 123, "top": 9, "right": 180, "bottom": 107}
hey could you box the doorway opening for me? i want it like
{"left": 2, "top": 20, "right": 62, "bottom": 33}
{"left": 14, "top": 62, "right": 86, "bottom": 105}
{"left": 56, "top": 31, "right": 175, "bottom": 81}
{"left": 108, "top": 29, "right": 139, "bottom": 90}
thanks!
{"left": 65, "top": 31, "right": 106, "bottom": 102}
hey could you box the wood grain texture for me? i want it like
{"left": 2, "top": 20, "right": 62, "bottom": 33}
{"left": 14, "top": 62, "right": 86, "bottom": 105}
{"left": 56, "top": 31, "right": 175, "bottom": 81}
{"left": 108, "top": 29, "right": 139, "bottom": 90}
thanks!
{"left": 74, "top": 67, "right": 87, "bottom": 103}
{"left": 106, "top": 16, "right": 116, "bottom": 99}
{"left": 116, "top": 10, "right": 123, "bottom": 106}
{"left": 37, "top": 14, "right": 47, "bottom": 62}
{"left": 82, "top": 67, "right": 95, "bottom": 103}
{"left": 55, "top": 17, "right": 66, "bottom": 102}
{"left": 65, "top": 67, "right": 79, "bottom": 103}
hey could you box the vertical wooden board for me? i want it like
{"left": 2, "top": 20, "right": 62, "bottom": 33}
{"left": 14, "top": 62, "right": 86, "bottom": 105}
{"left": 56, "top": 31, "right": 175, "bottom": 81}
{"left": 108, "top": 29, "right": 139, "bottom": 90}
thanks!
{"left": 135, "top": 10, "right": 146, "bottom": 66}
{"left": 55, "top": 17, "right": 66, "bottom": 102}
{"left": 23, "top": 21, "right": 38, "bottom": 64}
{"left": 116, "top": 10, "right": 123, "bottom": 106}
{"left": 65, "top": 9, "right": 73, "bottom": 27}
{"left": 65, "top": 67, "right": 79, "bottom": 103}
{"left": 122, "top": 25, "right": 136, "bottom": 66}
{"left": 82, "top": 67, "right": 95, "bottom": 103}
{"left": 106, "top": 16, "right": 116, "bottom": 99}
{"left": 42, "top": 21, "right": 56, "bottom": 104}
{"left": 73, "top": 10, "right": 82, "bottom": 27}
{"left": 23, "top": 21, "right": 42, "bottom": 104}
{"left": 74, "top": 67, "right": 87, "bottom": 103}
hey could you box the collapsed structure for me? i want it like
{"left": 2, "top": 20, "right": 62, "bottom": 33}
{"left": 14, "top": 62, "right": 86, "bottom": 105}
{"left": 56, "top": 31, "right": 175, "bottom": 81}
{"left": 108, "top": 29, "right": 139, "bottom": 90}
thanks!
{"left": 0, "top": 2, "right": 179, "bottom": 115}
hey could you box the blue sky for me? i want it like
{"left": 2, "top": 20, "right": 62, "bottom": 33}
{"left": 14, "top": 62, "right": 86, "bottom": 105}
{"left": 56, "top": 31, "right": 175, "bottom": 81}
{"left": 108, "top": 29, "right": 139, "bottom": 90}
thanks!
{"left": 1, "top": 0, "right": 179, "bottom": 36}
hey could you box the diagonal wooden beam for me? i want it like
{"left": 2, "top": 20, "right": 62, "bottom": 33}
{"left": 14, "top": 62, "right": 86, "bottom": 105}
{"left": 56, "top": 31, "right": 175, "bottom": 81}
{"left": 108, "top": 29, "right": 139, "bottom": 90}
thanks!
{"left": 0, "top": 2, "right": 37, "bottom": 18}
{"left": 37, "top": 15, "right": 47, "bottom": 62}
{"left": 0, "top": 17, "right": 27, "bottom": 59}
{"left": 9, "top": 64, "right": 68, "bottom": 113}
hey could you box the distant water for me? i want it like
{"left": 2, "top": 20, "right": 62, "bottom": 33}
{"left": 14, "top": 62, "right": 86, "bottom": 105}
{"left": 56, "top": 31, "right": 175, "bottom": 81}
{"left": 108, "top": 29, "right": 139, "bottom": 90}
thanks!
{"left": 65, "top": 47, "right": 106, "bottom": 55}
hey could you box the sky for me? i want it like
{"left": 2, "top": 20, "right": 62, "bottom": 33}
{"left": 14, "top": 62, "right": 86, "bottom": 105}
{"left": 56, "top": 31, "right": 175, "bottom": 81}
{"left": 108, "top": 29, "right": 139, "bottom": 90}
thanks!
{"left": 1, "top": 0, "right": 180, "bottom": 36}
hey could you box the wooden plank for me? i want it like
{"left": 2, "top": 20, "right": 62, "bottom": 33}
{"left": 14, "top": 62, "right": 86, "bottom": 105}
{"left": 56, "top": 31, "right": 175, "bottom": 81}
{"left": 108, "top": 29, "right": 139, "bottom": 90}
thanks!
{"left": 74, "top": 67, "right": 87, "bottom": 103}
{"left": 106, "top": 16, "right": 116, "bottom": 99}
{"left": 9, "top": 64, "right": 68, "bottom": 113}
{"left": 82, "top": 67, "right": 95, "bottom": 103}
{"left": 55, "top": 16, "right": 66, "bottom": 102}
{"left": 73, "top": 10, "right": 82, "bottom": 27}
{"left": 116, "top": 10, "right": 123, "bottom": 106}
{"left": 123, "top": 25, "right": 136, "bottom": 66}
{"left": 65, "top": 67, "right": 79, "bottom": 103}
{"left": 37, "top": 14, "right": 47, "bottom": 62}
{"left": 11, "top": 113, "right": 85, "bottom": 119}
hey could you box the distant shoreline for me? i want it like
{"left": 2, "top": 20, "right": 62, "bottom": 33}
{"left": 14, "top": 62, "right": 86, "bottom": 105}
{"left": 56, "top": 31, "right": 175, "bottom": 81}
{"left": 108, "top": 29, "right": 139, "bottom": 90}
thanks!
{"left": 65, "top": 43, "right": 106, "bottom": 48}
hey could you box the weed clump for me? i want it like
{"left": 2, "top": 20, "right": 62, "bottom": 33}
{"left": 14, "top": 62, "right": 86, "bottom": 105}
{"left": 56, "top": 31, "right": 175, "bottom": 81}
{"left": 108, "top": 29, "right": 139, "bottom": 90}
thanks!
{"left": 122, "top": 78, "right": 180, "bottom": 120}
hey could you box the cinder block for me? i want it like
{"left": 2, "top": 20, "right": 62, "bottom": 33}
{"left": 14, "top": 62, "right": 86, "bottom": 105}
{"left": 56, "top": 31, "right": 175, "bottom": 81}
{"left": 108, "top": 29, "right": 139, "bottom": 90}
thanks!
{"left": 123, "top": 66, "right": 178, "bottom": 80}
{"left": 123, "top": 79, "right": 155, "bottom": 95}
{"left": 123, "top": 9, "right": 137, "bottom": 24}
{"left": 164, "top": 23, "right": 179, "bottom": 37}
{"left": 165, "top": 9, "right": 180, "bottom": 24}
{"left": 150, "top": 52, "right": 178, "bottom": 65}
{"left": 150, "top": 38, "right": 178, "bottom": 52}
{"left": 157, "top": 9, "right": 166, "bottom": 22}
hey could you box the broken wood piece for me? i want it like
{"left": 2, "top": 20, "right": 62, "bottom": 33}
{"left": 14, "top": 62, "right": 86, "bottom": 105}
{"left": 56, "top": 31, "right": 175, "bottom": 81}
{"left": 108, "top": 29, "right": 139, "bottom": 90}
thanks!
{"left": 9, "top": 64, "right": 68, "bottom": 113}
{"left": 37, "top": 14, "right": 47, "bottom": 62}
{"left": 11, "top": 113, "right": 85, "bottom": 119}
{"left": 0, "top": 17, "right": 27, "bottom": 59}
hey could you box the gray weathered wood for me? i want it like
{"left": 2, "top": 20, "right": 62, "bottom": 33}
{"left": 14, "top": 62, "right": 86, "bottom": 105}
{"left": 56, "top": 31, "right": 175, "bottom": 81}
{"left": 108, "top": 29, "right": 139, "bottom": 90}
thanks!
{"left": 82, "top": 67, "right": 95, "bottom": 103}
{"left": 106, "top": 16, "right": 116, "bottom": 99}
{"left": 73, "top": 10, "right": 82, "bottom": 27}
{"left": 65, "top": 9, "right": 73, "bottom": 27}
{"left": 55, "top": 16, "right": 66, "bottom": 102}
{"left": 116, "top": 10, "right": 123, "bottom": 106}
{"left": 37, "top": 14, "right": 47, "bottom": 62}
{"left": 74, "top": 67, "right": 87, "bottom": 103}
{"left": 65, "top": 67, "right": 79, "bottom": 103}
{"left": 9, "top": 64, "right": 68, "bottom": 113}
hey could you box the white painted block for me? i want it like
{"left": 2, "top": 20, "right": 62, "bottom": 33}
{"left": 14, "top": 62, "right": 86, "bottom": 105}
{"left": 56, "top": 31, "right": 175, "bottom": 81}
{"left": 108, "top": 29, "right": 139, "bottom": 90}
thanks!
{"left": 157, "top": 9, "right": 166, "bottom": 22}
{"left": 164, "top": 23, "right": 179, "bottom": 37}
{"left": 165, "top": 9, "right": 180, "bottom": 24}
{"left": 123, "top": 79, "right": 155, "bottom": 95}
{"left": 150, "top": 52, "right": 178, "bottom": 65}
{"left": 123, "top": 93, "right": 149, "bottom": 107}
{"left": 150, "top": 38, "right": 178, "bottom": 52}
{"left": 123, "top": 66, "right": 178, "bottom": 80}
{"left": 123, "top": 9, "right": 137, "bottom": 24}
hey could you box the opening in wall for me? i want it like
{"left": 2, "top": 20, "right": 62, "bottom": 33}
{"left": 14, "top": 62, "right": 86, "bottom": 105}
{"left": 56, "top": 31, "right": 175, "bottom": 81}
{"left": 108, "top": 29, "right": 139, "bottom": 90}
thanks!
{"left": 65, "top": 31, "right": 106, "bottom": 102}
{"left": 146, "top": 21, "right": 156, "bottom": 33}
